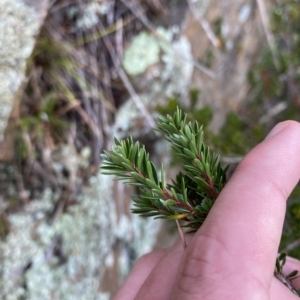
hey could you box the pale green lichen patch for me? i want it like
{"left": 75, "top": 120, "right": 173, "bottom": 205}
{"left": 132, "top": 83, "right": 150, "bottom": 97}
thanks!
{"left": 123, "top": 31, "right": 161, "bottom": 76}
{"left": 0, "top": 172, "right": 160, "bottom": 299}
{"left": 117, "top": 27, "right": 193, "bottom": 137}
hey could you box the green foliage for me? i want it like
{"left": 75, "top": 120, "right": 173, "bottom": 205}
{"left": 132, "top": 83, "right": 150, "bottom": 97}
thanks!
{"left": 102, "top": 107, "right": 300, "bottom": 295}
{"left": 100, "top": 1, "right": 300, "bottom": 293}
{"left": 154, "top": 89, "right": 213, "bottom": 167}
{"left": 212, "top": 112, "right": 250, "bottom": 155}
{"left": 155, "top": 88, "right": 213, "bottom": 128}
{"left": 15, "top": 93, "right": 69, "bottom": 159}
{"left": 20, "top": 94, "right": 68, "bottom": 129}
{"left": 148, "top": 2, "right": 300, "bottom": 287}
{"left": 188, "top": 0, "right": 300, "bottom": 260}
{"left": 200, "top": 0, "right": 300, "bottom": 261}
{"left": 198, "top": 49, "right": 215, "bottom": 69}
{"left": 101, "top": 108, "right": 226, "bottom": 230}
{"left": 209, "top": 1, "right": 300, "bottom": 259}
{"left": 244, "top": 1, "right": 300, "bottom": 258}
{"left": 247, "top": 1, "right": 300, "bottom": 121}
{"left": 212, "top": 17, "right": 225, "bottom": 50}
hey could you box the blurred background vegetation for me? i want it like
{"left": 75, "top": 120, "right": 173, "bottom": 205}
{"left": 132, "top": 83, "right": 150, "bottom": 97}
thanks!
{"left": 1, "top": 0, "right": 300, "bottom": 299}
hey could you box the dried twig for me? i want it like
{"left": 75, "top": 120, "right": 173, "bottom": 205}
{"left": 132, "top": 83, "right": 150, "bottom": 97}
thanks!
{"left": 259, "top": 101, "right": 288, "bottom": 124}
{"left": 191, "top": 59, "right": 216, "bottom": 79}
{"left": 282, "top": 238, "right": 300, "bottom": 253}
{"left": 221, "top": 156, "right": 243, "bottom": 164}
{"left": 120, "top": 0, "right": 155, "bottom": 32}
{"left": 73, "top": 103, "right": 103, "bottom": 140}
{"left": 117, "top": 68, "right": 156, "bottom": 129}
{"left": 186, "top": 0, "right": 220, "bottom": 48}
{"left": 256, "top": 0, "right": 279, "bottom": 69}
{"left": 176, "top": 220, "right": 187, "bottom": 249}
{"left": 10, "top": 0, "right": 165, "bottom": 206}
{"left": 98, "top": 18, "right": 156, "bottom": 129}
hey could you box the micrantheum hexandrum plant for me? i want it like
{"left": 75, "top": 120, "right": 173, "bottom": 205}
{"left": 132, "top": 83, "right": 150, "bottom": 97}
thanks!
{"left": 101, "top": 107, "right": 300, "bottom": 296}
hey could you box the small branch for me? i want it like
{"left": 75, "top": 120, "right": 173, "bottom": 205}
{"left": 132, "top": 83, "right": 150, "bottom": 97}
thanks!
{"left": 196, "top": 154, "right": 219, "bottom": 199}
{"left": 117, "top": 68, "right": 156, "bottom": 129}
{"left": 259, "top": 101, "right": 288, "bottom": 124}
{"left": 120, "top": 0, "right": 155, "bottom": 32}
{"left": 74, "top": 104, "right": 103, "bottom": 140}
{"left": 109, "top": 18, "right": 156, "bottom": 129}
{"left": 186, "top": 0, "right": 220, "bottom": 49}
{"left": 221, "top": 156, "right": 243, "bottom": 164}
{"left": 282, "top": 238, "right": 300, "bottom": 253}
{"left": 198, "top": 17, "right": 221, "bottom": 48}
{"left": 171, "top": 57, "right": 215, "bottom": 79}
{"left": 192, "top": 59, "right": 216, "bottom": 79}
{"left": 256, "top": 0, "right": 279, "bottom": 69}
{"left": 176, "top": 220, "right": 187, "bottom": 249}
{"left": 205, "top": 174, "right": 219, "bottom": 199}
{"left": 162, "top": 190, "right": 193, "bottom": 212}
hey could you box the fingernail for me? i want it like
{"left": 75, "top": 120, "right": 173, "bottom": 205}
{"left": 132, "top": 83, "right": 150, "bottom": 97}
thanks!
{"left": 265, "top": 122, "right": 289, "bottom": 140}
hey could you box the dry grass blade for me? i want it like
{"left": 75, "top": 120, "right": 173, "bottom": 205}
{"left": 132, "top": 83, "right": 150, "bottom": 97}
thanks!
{"left": 120, "top": 0, "right": 155, "bottom": 32}
{"left": 186, "top": 0, "right": 221, "bottom": 48}
{"left": 4, "top": 0, "right": 167, "bottom": 212}
{"left": 256, "top": 0, "right": 279, "bottom": 69}
{"left": 97, "top": 15, "right": 156, "bottom": 130}
{"left": 118, "top": 67, "right": 156, "bottom": 129}
{"left": 176, "top": 220, "right": 187, "bottom": 249}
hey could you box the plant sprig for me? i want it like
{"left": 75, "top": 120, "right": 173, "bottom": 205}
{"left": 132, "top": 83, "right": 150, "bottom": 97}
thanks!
{"left": 101, "top": 107, "right": 227, "bottom": 230}
{"left": 275, "top": 253, "right": 300, "bottom": 296}
{"left": 101, "top": 107, "right": 300, "bottom": 296}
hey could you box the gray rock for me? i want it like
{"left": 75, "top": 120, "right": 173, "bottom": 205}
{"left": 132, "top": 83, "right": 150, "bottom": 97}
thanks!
{"left": 0, "top": 175, "right": 161, "bottom": 299}
{"left": 0, "top": 0, "right": 49, "bottom": 141}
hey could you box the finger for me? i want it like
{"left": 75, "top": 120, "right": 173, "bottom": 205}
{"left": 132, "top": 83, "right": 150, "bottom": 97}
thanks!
{"left": 114, "top": 249, "right": 166, "bottom": 300}
{"left": 282, "top": 257, "right": 300, "bottom": 290}
{"left": 270, "top": 276, "right": 300, "bottom": 300}
{"left": 134, "top": 236, "right": 194, "bottom": 300}
{"left": 174, "top": 121, "right": 300, "bottom": 296}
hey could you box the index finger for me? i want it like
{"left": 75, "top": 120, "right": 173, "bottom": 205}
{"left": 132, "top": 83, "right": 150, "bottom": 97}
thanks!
{"left": 176, "top": 121, "right": 300, "bottom": 293}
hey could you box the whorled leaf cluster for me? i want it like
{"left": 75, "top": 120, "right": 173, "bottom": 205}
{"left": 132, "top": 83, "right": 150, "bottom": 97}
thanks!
{"left": 101, "top": 107, "right": 300, "bottom": 296}
{"left": 101, "top": 107, "right": 227, "bottom": 231}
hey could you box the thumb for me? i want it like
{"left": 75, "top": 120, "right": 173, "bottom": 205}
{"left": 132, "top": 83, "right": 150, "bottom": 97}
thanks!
{"left": 172, "top": 121, "right": 300, "bottom": 299}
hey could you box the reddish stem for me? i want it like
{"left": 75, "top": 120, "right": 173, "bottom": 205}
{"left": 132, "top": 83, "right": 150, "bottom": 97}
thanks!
{"left": 202, "top": 171, "right": 219, "bottom": 199}
{"left": 195, "top": 154, "right": 219, "bottom": 200}
{"left": 162, "top": 189, "right": 193, "bottom": 212}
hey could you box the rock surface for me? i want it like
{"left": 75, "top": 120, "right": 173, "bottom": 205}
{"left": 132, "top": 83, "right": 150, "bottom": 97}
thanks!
{"left": 0, "top": 0, "right": 49, "bottom": 148}
{"left": 0, "top": 175, "right": 161, "bottom": 300}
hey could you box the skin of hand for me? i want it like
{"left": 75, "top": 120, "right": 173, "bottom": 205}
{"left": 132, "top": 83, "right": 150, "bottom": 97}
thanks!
{"left": 114, "top": 121, "right": 300, "bottom": 300}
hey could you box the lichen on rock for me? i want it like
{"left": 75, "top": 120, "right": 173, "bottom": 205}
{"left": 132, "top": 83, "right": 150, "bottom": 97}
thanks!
{"left": 116, "top": 27, "right": 193, "bottom": 137}
{"left": 123, "top": 31, "right": 161, "bottom": 77}
{"left": 0, "top": 0, "right": 44, "bottom": 140}
{"left": 0, "top": 171, "right": 161, "bottom": 299}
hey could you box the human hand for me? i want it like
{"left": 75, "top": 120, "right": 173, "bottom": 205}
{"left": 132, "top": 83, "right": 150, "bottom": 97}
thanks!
{"left": 114, "top": 121, "right": 300, "bottom": 300}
